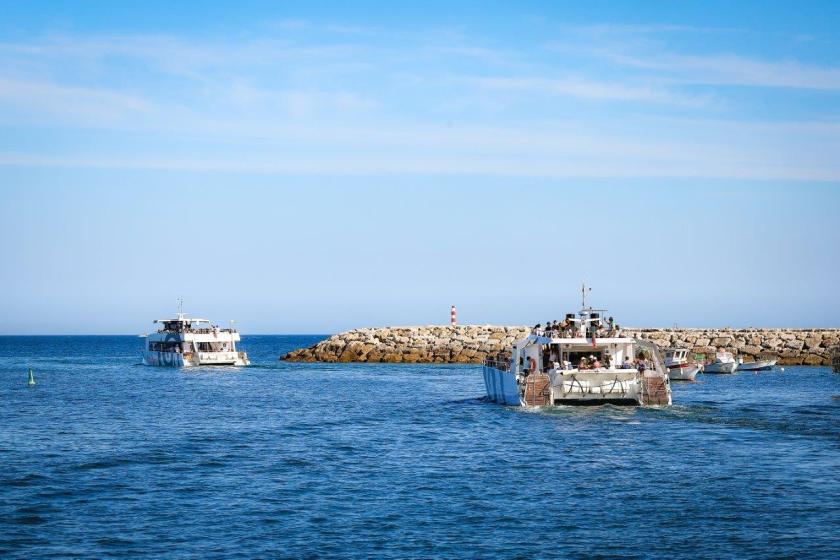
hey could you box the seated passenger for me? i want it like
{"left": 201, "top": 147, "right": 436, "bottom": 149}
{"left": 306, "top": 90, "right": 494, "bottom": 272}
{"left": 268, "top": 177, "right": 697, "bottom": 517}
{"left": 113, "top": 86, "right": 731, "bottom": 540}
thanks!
{"left": 592, "top": 357, "right": 602, "bottom": 369}
{"left": 578, "top": 357, "right": 589, "bottom": 370}
{"left": 622, "top": 356, "right": 632, "bottom": 369}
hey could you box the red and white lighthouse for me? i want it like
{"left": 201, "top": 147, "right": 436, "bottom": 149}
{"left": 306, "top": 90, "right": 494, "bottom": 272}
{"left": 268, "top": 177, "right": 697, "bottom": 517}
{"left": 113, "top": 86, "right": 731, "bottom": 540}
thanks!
{"left": 450, "top": 305, "right": 457, "bottom": 327}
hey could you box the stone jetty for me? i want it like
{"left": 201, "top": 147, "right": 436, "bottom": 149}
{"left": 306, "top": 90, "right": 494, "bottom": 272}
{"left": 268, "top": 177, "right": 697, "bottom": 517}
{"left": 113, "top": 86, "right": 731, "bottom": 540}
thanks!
{"left": 282, "top": 326, "right": 839, "bottom": 366}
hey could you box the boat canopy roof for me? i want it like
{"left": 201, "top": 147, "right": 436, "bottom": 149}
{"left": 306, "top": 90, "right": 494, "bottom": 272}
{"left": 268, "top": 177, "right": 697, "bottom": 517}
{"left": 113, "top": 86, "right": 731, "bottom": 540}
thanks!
{"left": 549, "top": 336, "right": 636, "bottom": 344}
{"left": 522, "top": 334, "right": 637, "bottom": 346}
{"left": 154, "top": 315, "right": 210, "bottom": 324}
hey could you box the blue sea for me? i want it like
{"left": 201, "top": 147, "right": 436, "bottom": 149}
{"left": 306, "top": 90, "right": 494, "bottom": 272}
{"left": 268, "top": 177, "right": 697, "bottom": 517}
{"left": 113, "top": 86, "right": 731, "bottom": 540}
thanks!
{"left": 1, "top": 335, "right": 838, "bottom": 559}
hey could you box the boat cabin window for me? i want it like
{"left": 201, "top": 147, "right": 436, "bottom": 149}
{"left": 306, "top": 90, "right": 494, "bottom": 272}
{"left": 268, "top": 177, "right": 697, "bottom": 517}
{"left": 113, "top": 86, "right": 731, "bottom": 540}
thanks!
{"left": 196, "top": 341, "right": 229, "bottom": 352}
{"left": 149, "top": 341, "right": 188, "bottom": 353}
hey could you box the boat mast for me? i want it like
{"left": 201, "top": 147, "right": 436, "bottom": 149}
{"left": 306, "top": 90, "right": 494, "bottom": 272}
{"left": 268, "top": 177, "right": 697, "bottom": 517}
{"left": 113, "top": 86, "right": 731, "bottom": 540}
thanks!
{"left": 581, "top": 282, "right": 591, "bottom": 310}
{"left": 581, "top": 282, "right": 592, "bottom": 338}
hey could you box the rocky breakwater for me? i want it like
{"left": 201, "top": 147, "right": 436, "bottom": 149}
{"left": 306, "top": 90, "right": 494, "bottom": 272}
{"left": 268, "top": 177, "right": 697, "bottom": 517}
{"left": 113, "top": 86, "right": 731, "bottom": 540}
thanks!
{"left": 283, "top": 326, "right": 530, "bottom": 364}
{"left": 282, "top": 326, "right": 840, "bottom": 366}
{"left": 624, "top": 328, "right": 839, "bottom": 366}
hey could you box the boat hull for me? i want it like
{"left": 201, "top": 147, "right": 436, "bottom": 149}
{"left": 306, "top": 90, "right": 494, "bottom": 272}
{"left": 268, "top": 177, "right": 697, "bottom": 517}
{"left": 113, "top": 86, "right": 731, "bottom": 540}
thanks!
{"left": 142, "top": 351, "right": 250, "bottom": 367}
{"left": 703, "top": 361, "right": 737, "bottom": 374}
{"left": 482, "top": 366, "right": 521, "bottom": 405}
{"left": 736, "top": 359, "right": 777, "bottom": 371}
{"left": 667, "top": 363, "right": 700, "bottom": 381}
{"left": 482, "top": 366, "right": 670, "bottom": 406}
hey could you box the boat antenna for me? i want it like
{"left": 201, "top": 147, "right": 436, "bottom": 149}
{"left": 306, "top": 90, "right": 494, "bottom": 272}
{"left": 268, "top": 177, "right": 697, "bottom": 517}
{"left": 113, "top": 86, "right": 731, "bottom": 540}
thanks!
{"left": 177, "top": 297, "right": 183, "bottom": 318}
{"left": 581, "top": 282, "right": 591, "bottom": 310}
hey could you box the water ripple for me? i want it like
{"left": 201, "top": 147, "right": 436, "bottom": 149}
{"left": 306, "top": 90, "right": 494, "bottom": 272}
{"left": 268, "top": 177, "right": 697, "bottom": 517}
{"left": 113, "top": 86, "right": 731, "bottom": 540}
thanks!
{"left": 0, "top": 335, "right": 838, "bottom": 559}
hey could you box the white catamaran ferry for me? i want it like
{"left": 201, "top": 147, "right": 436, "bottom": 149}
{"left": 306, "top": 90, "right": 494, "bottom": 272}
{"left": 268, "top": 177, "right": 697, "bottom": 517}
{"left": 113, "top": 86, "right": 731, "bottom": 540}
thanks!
{"left": 482, "top": 286, "right": 671, "bottom": 407}
{"left": 142, "top": 304, "right": 249, "bottom": 367}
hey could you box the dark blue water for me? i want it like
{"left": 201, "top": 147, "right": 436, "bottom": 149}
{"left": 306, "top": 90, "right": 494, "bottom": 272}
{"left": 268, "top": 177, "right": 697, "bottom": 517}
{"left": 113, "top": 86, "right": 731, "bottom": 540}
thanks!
{"left": 1, "top": 335, "right": 838, "bottom": 559}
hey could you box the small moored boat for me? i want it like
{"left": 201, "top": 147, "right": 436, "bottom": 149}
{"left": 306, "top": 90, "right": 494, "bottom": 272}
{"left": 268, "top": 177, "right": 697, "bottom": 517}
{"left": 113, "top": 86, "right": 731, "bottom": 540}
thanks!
{"left": 736, "top": 356, "right": 777, "bottom": 371}
{"left": 704, "top": 351, "right": 737, "bottom": 374}
{"left": 664, "top": 348, "right": 701, "bottom": 381}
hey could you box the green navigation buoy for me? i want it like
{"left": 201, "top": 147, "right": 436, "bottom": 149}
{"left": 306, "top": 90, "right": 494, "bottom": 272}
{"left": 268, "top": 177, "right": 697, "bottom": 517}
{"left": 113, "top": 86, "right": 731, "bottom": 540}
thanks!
{"left": 27, "top": 368, "right": 35, "bottom": 387}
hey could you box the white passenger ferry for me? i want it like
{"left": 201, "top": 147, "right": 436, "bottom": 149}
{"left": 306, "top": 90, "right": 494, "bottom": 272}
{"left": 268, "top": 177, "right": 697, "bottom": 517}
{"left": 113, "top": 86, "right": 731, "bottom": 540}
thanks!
{"left": 142, "top": 305, "right": 249, "bottom": 367}
{"left": 482, "top": 287, "right": 671, "bottom": 407}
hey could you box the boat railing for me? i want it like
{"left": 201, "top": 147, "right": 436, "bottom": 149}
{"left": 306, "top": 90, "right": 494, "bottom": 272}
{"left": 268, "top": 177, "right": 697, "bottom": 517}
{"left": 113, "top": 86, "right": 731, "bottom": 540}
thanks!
{"left": 155, "top": 327, "right": 238, "bottom": 335}
{"left": 531, "top": 327, "right": 623, "bottom": 339}
{"left": 483, "top": 358, "right": 511, "bottom": 372}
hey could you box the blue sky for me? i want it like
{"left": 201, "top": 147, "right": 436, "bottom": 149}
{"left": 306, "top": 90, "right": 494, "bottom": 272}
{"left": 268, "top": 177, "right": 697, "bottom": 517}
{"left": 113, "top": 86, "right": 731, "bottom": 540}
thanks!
{"left": 1, "top": 1, "right": 838, "bottom": 333}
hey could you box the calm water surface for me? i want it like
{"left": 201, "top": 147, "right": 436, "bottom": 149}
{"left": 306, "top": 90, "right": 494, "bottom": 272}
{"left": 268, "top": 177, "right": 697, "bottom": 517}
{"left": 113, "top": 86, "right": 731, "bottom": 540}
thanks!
{"left": 1, "top": 335, "right": 839, "bottom": 559}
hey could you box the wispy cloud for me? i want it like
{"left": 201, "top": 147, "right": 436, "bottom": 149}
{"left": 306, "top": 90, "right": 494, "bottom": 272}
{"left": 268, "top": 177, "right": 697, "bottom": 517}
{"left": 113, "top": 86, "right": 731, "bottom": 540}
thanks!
{"left": 547, "top": 24, "right": 840, "bottom": 91}
{"left": 464, "top": 76, "right": 712, "bottom": 106}
{"left": 628, "top": 53, "right": 840, "bottom": 90}
{"left": 0, "top": 21, "right": 838, "bottom": 181}
{"left": 557, "top": 23, "right": 724, "bottom": 36}
{"left": 1, "top": 146, "right": 837, "bottom": 181}
{"left": 0, "top": 78, "right": 154, "bottom": 124}
{"left": 2, "top": 111, "right": 839, "bottom": 181}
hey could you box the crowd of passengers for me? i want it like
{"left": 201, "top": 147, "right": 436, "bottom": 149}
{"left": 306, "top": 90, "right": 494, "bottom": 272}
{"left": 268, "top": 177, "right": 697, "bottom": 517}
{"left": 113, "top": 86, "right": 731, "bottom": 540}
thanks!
{"left": 531, "top": 316, "right": 621, "bottom": 338}
{"left": 157, "top": 323, "right": 229, "bottom": 334}
{"left": 148, "top": 341, "right": 232, "bottom": 353}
